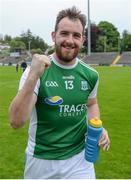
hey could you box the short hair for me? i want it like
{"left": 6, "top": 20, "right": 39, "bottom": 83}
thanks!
{"left": 55, "top": 6, "right": 86, "bottom": 34}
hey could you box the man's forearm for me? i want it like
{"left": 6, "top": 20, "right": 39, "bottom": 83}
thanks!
{"left": 88, "top": 103, "right": 100, "bottom": 120}
{"left": 9, "top": 73, "right": 38, "bottom": 128}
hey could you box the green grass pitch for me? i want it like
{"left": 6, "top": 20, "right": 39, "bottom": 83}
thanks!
{"left": 0, "top": 66, "right": 131, "bottom": 178}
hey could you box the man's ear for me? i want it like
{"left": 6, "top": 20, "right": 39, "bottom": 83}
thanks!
{"left": 82, "top": 35, "right": 86, "bottom": 44}
{"left": 51, "top": 32, "right": 56, "bottom": 42}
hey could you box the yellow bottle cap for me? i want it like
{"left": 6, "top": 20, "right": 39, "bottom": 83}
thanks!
{"left": 89, "top": 118, "right": 102, "bottom": 128}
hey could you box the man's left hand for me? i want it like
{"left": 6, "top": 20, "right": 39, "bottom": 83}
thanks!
{"left": 99, "top": 128, "right": 110, "bottom": 151}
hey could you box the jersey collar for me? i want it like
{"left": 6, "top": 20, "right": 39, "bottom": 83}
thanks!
{"left": 49, "top": 54, "right": 79, "bottom": 69}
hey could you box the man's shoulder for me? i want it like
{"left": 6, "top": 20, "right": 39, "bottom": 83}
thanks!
{"left": 78, "top": 59, "right": 99, "bottom": 75}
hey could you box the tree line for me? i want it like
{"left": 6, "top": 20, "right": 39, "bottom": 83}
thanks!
{"left": 84, "top": 21, "right": 131, "bottom": 53}
{"left": 0, "top": 29, "right": 48, "bottom": 55}
{"left": 0, "top": 21, "right": 131, "bottom": 54}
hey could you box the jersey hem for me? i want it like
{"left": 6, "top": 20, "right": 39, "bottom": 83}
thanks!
{"left": 32, "top": 148, "right": 85, "bottom": 160}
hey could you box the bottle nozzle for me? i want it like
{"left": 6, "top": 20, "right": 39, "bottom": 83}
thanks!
{"left": 89, "top": 118, "right": 102, "bottom": 127}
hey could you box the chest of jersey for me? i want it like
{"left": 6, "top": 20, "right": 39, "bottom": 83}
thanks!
{"left": 41, "top": 62, "right": 92, "bottom": 98}
{"left": 36, "top": 62, "right": 93, "bottom": 120}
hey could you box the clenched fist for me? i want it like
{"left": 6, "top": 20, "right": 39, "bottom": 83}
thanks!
{"left": 30, "top": 54, "right": 51, "bottom": 78}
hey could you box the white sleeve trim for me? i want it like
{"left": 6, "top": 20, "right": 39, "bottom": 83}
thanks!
{"left": 18, "top": 67, "right": 40, "bottom": 95}
{"left": 88, "top": 79, "right": 99, "bottom": 99}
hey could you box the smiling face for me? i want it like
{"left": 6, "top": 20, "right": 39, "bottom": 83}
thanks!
{"left": 52, "top": 17, "right": 85, "bottom": 64}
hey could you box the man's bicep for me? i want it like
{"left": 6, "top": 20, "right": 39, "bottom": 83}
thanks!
{"left": 87, "top": 98, "right": 98, "bottom": 107}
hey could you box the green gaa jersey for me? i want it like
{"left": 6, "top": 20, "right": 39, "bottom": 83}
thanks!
{"left": 19, "top": 54, "right": 99, "bottom": 160}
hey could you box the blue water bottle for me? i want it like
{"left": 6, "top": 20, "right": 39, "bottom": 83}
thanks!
{"left": 85, "top": 118, "right": 103, "bottom": 163}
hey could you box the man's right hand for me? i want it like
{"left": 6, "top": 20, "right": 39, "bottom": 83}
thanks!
{"left": 30, "top": 54, "right": 51, "bottom": 78}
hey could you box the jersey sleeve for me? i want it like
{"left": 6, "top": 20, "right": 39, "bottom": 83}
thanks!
{"left": 88, "top": 78, "right": 99, "bottom": 99}
{"left": 19, "top": 67, "right": 40, "bottom": 95}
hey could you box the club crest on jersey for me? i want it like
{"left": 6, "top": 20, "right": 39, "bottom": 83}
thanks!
{"left": 44, "top": 96, "right": 63, "bottom": 105}
{"left": 80, "top": 81, "right": 88, "bottom": 91}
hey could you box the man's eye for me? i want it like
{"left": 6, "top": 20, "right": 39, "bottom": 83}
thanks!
{"left": 74, "top": 34, "right": 81, "bottom": 38}
{"left": 60, "top": 32, "right": 68, "bottom": 36}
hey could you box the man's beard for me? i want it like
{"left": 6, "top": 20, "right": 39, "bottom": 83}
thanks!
{"left": 55, "top": 43, "right": 79, "bottom": 63}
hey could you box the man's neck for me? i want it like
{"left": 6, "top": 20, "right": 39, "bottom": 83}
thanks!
{"left": 53, "top": 53, "right": 76, "bottom": 66}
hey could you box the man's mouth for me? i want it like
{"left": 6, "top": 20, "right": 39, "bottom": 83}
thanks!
{"left": 61, "top": 44, "right": 75, "bottom": 50}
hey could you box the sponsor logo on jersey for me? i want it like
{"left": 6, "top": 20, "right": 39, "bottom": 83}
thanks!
{"left": 45, "top": 81, "right": 58, "bottom": 87}
{"left": 62, "top": 75, "right": 75, "bottom": 80}
{"left": 80, "top": 81, "right": 88, "bottom": 91}
{"left": 59, "top": 103, "right": 87, "bottom": 117}
{"left": 45, "top": 96, "right": 63, "bottom": 105}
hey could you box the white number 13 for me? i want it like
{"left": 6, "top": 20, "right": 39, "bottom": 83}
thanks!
{"left": 65, "top": 80, "right": 74, "bottom": 90}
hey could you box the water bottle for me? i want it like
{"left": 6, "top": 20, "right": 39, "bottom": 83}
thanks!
{"left": 85, "top": 118, "right": 103, "bottom": 163}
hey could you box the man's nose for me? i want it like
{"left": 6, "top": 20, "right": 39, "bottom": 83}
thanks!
{"left": 66, "top": 34, "right": 74, "bottom": 44}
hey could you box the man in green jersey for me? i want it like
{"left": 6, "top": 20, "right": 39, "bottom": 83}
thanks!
{"left": 9, "top": 6, "right": 110, "bottom": 179}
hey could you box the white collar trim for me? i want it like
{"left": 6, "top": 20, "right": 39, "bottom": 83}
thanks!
{"left": 49, "top": 54, "right": 79, "bottom": 69}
